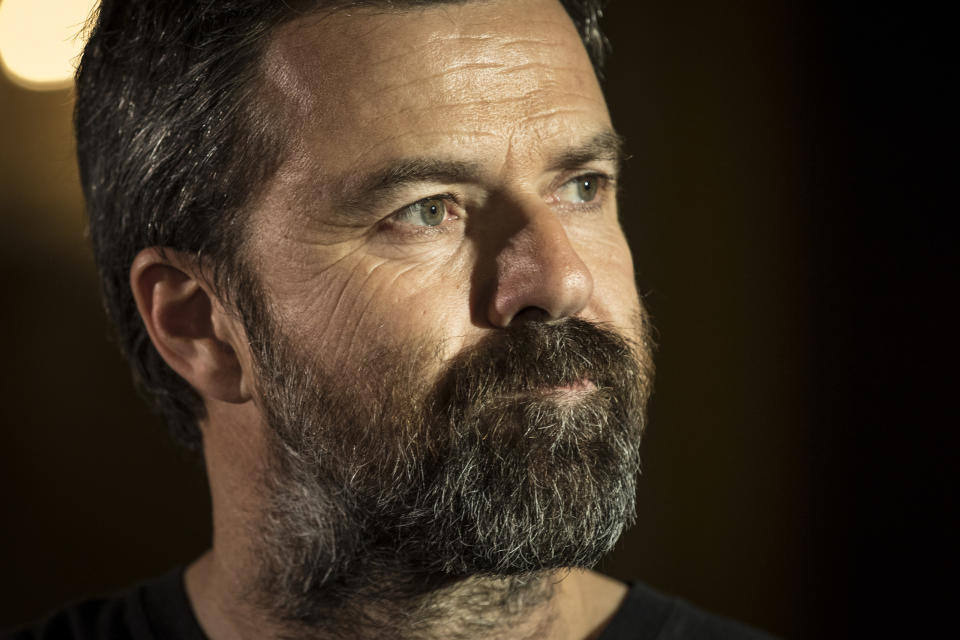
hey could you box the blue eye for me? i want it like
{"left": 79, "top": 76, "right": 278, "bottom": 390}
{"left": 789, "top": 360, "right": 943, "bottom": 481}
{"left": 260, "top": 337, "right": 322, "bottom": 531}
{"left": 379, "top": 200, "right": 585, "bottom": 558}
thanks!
{"left": 397, "top": 197, "right": 447, "bottom": 226}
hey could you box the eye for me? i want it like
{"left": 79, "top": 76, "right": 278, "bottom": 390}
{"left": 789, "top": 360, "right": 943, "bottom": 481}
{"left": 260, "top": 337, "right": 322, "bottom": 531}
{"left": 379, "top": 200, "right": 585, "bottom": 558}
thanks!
{"left": 557, "top": 174, "right": 605, "bottom": 204}
{"left": 393, "top": 196, "right": 450, "bottom": 227}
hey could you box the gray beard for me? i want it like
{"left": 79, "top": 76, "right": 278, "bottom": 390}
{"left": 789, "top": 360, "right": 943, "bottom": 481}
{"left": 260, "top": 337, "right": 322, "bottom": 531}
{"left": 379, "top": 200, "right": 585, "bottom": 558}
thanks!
{"left": 241, "top": 305, "right": 654, "bottom": 639}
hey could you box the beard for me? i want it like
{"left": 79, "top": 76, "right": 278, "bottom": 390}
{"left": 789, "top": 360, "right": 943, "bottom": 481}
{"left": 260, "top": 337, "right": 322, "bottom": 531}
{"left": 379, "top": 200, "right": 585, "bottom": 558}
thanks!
{"left": 240, "top": 292, "right": 654, "bottom": 632}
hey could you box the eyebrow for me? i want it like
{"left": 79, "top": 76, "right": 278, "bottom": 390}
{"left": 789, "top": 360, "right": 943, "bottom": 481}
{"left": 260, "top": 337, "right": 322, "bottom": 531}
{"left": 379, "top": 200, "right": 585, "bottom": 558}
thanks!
{"left": 337, "top": 157, "right": 484, "bottom": 212}
{"left": 549, "top": 129, "right": 626, "bottom": 174}
{"left": 332, "top": 128, "right": 626, "bottom": 215}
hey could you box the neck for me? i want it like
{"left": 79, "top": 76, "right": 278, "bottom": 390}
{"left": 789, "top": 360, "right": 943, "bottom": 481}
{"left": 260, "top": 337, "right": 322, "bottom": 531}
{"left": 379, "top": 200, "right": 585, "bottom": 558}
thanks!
{"left": 187, "top": 403, "right": 627, "bottom": 639}
{"left": 187, "top": 551, "right": 624, "bottom": 640}
{"left": 277, "top": 571, "right": 560, "bottom": 640}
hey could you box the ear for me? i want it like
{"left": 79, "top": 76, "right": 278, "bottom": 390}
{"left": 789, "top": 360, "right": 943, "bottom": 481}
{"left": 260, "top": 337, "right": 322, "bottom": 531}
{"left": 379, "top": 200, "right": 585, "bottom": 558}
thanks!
{"left": 130, "top": 248, "right": 251, "bottom": 404}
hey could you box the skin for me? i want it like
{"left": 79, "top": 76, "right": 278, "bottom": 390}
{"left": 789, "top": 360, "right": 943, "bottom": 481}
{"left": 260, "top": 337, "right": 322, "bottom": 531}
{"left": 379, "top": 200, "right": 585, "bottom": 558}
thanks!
{"left": 130, "top": 0, "right": 645, "bottom": 637}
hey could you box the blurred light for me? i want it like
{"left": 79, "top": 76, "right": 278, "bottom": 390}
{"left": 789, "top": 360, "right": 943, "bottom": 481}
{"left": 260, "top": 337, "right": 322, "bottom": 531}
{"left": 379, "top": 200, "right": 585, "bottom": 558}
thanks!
{"left": 0, "top": 0, "right": 97, "bottom": 91}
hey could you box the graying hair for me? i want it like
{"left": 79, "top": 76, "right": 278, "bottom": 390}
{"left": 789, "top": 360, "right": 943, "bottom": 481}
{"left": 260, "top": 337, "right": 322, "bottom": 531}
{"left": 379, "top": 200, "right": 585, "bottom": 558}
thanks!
{"left": 75, "top": 0, "right": 612, "bottom": 449}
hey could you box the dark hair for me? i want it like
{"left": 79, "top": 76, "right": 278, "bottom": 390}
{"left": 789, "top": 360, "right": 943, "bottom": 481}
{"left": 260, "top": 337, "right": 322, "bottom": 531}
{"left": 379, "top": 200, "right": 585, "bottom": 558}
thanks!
{"left": 74, "top": 0, "right": 611, "bottom": 449}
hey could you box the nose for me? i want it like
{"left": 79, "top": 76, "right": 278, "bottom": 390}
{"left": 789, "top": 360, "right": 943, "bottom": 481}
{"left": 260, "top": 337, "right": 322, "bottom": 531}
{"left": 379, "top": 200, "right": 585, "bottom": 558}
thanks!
{"left": 486, "top": 202, "right": 594, "bottom": 327}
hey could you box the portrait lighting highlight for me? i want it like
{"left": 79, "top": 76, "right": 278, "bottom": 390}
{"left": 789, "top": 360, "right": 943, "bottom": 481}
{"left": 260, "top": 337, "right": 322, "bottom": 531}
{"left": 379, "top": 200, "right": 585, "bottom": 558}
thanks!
{"left": 0, "top": 0, "right": 96, "bottom": 91}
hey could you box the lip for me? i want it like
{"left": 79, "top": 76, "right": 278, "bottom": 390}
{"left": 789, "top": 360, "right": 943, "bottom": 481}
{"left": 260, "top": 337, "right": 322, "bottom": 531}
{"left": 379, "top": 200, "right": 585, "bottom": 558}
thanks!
{"left": 550, "top": 379, "right": 596, "bottom": 392}
{"left": 497, "top": 379, "right": 597, "bottom": 402}
{"left": 531, "top": 379, "right": 597, "bottom": 396}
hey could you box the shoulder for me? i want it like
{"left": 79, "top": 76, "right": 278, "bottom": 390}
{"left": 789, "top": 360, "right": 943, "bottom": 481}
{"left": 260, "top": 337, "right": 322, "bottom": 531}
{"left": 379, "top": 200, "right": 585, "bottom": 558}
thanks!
{"left": 0, "top": 593, "right": 141, "bottom": 640}
{"left": 0, "top": 567, "right": 203, "bottom": 640}
{"left": 599, "top": 581, "right": 780, "bottom": 640}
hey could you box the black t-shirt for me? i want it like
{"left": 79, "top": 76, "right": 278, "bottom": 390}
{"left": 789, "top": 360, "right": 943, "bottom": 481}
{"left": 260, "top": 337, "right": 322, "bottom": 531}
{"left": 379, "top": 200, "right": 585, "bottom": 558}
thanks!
{"left": 2, "top": 568, "right": 777, "bottom": 639}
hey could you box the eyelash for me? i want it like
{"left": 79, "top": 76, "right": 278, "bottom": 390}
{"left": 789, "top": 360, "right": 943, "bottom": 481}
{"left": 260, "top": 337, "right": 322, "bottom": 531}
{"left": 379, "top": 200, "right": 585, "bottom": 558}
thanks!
{"left": 380, "top": 192, "right": 462, "bottom": 238}
{"left": 381, "top": 172, "right": 615, "bottom": 239}
{"left": 554, "top": 172, "right": 613, "bottom": 210}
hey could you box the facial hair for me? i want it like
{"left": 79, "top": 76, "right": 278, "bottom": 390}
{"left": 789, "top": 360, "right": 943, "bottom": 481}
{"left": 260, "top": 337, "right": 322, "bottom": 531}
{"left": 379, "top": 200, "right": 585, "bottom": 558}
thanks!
{"left": 241, "top": 297, "right": 654, "bottom": 636}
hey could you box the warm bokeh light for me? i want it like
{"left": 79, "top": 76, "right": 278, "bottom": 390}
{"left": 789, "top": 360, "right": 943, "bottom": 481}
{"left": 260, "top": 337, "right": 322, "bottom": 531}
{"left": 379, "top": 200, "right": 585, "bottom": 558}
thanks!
{"left": 0, "top": 0, "right": 97, "bottom": 91}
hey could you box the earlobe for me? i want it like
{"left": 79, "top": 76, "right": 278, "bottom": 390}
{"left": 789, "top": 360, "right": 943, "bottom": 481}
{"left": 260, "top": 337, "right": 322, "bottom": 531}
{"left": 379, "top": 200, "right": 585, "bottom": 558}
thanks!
{"left": 130, "top": 248, "right": 250, "bottom": 404}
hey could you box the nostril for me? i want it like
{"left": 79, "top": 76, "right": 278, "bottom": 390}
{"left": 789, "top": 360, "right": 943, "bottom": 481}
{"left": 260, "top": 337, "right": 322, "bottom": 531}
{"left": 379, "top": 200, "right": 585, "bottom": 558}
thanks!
{"left": 511, "top": 306, "right": 551, "bottom": 324}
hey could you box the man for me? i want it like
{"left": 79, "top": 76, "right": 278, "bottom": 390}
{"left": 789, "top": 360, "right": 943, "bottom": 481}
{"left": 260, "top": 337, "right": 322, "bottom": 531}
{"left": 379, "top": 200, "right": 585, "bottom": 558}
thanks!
{"left": 5, "top": 0, "right": 775, "bottom": 638}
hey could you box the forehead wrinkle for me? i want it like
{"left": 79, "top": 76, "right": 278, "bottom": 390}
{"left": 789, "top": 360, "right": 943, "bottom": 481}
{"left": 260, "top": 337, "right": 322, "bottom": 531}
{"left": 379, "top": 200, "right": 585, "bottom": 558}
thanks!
{"left": 498, "top": 62, "right": 584, "bottom": 77}
{"left": 364, "top": 39, "right": 578, "bottom": 90}
{"left": 373, "top": 61, "right": 512, "bottom": 97}
{"left": 345, "top": 129, "right": 499, "bottom": 168}
{"left": 430, "top": 33, "right": 558, "bottom": 52}
{"left": 266, "top": 2, "right": 597, "bottom": 121}
{"left": 429, "top": 36, "right": 572, "bottom": 75}
{"left": 364, "top": 15, "right": 582, "bottom": 82}
{"left": 353, "top": 79, "right": 598, "bottom": 128}
{"left": 357, "top": 31, "right": 488, "bottom": 68}
{"left": 518, "top": 105, "right": 608, "bottom": 124}
{"left": 439, "top": 10, "right": 574, "bottom": 38}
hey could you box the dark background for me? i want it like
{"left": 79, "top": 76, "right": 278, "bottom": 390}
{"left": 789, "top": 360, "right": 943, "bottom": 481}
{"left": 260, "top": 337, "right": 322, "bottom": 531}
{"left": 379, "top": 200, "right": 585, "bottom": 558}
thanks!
{"left": 1, "top": 1, "right": 953, "bottom": 637}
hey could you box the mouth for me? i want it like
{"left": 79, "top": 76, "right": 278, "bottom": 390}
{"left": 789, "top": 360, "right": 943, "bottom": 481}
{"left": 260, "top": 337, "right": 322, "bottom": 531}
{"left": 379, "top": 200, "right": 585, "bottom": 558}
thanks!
{"left": 515, "top": 379, "right": 597, "bottom": 399}
{"left": 550, "top": 379, "right": 596, "bottom": 393}
{"left": 537, "top": 380, "right": 597, "bottom": 404}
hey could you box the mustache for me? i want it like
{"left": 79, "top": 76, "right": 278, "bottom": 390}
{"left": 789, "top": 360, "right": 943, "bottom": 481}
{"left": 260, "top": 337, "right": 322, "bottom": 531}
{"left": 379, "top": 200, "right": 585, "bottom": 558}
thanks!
{"left": 432, "top": 316, "right": 646, "bottom": 409}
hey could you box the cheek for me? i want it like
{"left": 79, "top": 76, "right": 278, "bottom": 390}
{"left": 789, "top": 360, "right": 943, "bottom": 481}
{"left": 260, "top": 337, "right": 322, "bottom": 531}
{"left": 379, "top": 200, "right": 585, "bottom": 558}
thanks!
{"left": 575, "top": 226, "right": 642, "bottom": 323}
{"left": 282, "top": 249, "right": 476, "bottom": 372}
{"left": 363, "top": 255, "right": 476, "bottom": 362}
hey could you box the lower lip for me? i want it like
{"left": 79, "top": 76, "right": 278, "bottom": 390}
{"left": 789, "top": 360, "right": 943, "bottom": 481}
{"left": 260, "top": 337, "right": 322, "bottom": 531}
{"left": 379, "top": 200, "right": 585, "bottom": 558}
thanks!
{"left": 501, "top": 380, "right": 597, "bottom": 401}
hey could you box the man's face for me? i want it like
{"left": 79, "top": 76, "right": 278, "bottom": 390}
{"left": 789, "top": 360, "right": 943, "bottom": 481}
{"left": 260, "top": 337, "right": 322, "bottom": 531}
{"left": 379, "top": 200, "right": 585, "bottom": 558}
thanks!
{"left": 249, "top": 0, "right": 641, "bottom": 361}
{"left": 237, "top": 0, "right": 653, "bottom": 619}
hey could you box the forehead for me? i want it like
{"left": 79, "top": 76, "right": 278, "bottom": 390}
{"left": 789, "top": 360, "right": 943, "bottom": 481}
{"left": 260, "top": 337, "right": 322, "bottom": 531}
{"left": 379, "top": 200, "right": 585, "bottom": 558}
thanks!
{"left": 261, "top": 0, "right": 609, "bottom": 174}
